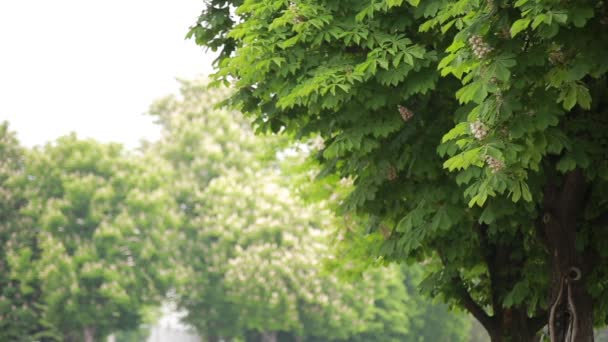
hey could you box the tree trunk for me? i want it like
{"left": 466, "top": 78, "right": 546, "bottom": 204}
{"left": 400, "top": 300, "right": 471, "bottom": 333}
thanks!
{"left": 543, "top": 170, "right": 594, "bottom": 342}
{"left": 261, "top": 331, "right": 278, "bottom": 342}
{"left": 544, "top": 242, "right": 595, "bottom": 342}
{"left": 484, "top": 308, "right": 542, "bottom": 342}
{"left": 545, "top": 241, "right": 595, "bottom": 342}
{"left": 84, "top": 326, "right": 95, "bottom": 342}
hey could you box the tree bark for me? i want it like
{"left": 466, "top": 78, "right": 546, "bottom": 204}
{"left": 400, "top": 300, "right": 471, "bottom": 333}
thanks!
{"left": 83, "top": 326, "right": 95, "bottom": 342}
{"left": 261, "top": 331, "right": 278, "bottom": 342}
{"left": 486, "top": 308, "right": 543, "bottom": 342}
{"left": 543, "top": 169, "right": 594, "bottom": 342}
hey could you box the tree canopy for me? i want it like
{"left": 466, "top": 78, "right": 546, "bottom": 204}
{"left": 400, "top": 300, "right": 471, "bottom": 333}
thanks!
{"left": 22, "top": 135, "right": 179, "bottom": 341}
{"left": 188, "top": 1, "right": 608, "bottom": 341}
{"left": 0, "top": 122, "right": 56, "bottom": 341}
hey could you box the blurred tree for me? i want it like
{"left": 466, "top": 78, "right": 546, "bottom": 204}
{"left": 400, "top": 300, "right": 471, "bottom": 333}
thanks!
{"left": 148, "top": 79, "right": 272, "bottom": 341}
{"left": 201, "top": 169, "right": 418, "bottom": 342}
{"left": 24, "top": 135, "right": 179, "bottom": 341}
{"left": 0, "top": 122, "right": 58, "bottom": 341}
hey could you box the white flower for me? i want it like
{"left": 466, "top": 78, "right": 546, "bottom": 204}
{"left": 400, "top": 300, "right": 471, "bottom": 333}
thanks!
{"left": 468, "top": 35, "right": 493, "bottom": 59}
{"left": 470, "top": 120, "right": 489, "bottom": 140}
{"left": 485, "top": 156, "right": 505, "bottom": 173}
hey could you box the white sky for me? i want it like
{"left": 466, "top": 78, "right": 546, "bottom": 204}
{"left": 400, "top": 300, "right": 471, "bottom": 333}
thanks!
{"left": 0, "top": 0, "right": 216, "bottom": 149}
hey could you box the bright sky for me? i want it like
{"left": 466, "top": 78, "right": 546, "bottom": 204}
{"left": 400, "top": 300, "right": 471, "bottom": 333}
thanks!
{"left": 0, "top": 0, "right": 216, "bottom": 149}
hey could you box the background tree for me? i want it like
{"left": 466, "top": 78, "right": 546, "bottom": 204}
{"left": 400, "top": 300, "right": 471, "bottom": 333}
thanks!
{"left": 0, "top": 122, "right": 57, "bottom": 341}
{"left": 148, "top": 80, "right": 273, "bottom": 340}
{"left": 24, "top": 135, "right": 179, "bottom": 341}
{"left": 149, "top": 79, "right": 472, "bottom": 341}
{"left": 188, "top": 1, "right": 608, "bottom": 341}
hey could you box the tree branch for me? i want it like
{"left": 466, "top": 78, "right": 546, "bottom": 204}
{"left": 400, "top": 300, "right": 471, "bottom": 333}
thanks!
{"left": 530, "top": 312, "right": 548, "bottom": 334}
{"left": 437, "top": 251, "right": 495, "bottom": 332}
{"left": 452, "top": 273, "right": 495, "bottom": 332}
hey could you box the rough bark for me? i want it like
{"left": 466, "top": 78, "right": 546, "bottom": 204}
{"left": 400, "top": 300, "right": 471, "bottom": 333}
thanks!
{"left": 543, "top": 169, "right": 594, "bottom": 342}
{"left": 487, "top": 308, "right": 544, "bottom": 342}
{"left": 261, "top": 331, "right": 278, "bottom": 342}
{"left": 83, "top": 326, "right": 95, "bottom": 342}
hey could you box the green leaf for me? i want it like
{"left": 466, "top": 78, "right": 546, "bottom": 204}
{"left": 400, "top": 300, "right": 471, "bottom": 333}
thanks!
{"left": 510, "top": 18, "right": 531, "bottom": 37}
{"left": 468, "top": 192, "right": 488, "bottom": 207}
{"left": 521, "top": 182, "right": 533, "bottom": 202}
{"left": 570, "top": 7, "right": 594, "bottom": 28}
{"left": 503, "top": 281, "right": 529, "bottom": 307}
{"left": 455, "top": 82, "right": 487, "bottom": 104}
{"left": 280, "top": 35, "right": 300, "bottom": 49}
{"left": 575, "top": 83, "right": 592, "bottom": 109}
{"left": 443, "top": 147, "right": 484, "bottom": 171}
{"left": 532, "top": 14, "right": 547, "bottom": 29}
{"left": 511, "top": 182, "right": 521, "bottom": 202}
{"left": 562, "top": 85, "right": 578, "bottom": 110}
{"left": 479, "top": 206, "right": 496, "bottom": 224}
{"left": 441, "top": 122, "right": 469, "bottom": 143}
{"left": 560, "top": 83, "right": 592, "bottom": 110}
{"left": 552, "top": 12, "right": 568, "bottom": 24}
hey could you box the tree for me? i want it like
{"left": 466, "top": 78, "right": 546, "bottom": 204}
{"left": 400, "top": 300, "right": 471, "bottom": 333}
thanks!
{"left": 0, "top": 122, "right": 57, "bottom": 341}
{"left": 24, "top": 135, "right": 179, "bottom": 341}
{"left": 188, "top": 1, "right": 608, "bottom": 341}
{"left": 148, "top": 80, "right": 277, "bottom": 340}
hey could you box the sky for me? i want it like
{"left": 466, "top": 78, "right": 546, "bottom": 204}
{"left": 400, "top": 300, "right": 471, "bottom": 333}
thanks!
{"left": 0, "top": 0, "right": 216, "bottom": 149}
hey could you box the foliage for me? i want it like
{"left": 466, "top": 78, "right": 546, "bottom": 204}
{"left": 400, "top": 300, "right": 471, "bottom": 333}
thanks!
{"left": 23, "top": 135, "right": 179, "bottom": 340}
{"left": 189, "top": 0, "right": 608, "bottom": 339}
{"left": 148, "top": 80, "right": 275, "bottom": 338}
{"left": 403, "top": 265, "right": 472, "bottom": 342}
{"left": 285, "top": 148, "right": 473, "bottom": 341}
{"left": 150, "top": 80, "right": 470, "bottom": 341}
{"left": 0, "top": 122, "right": 58, "bottom": 341}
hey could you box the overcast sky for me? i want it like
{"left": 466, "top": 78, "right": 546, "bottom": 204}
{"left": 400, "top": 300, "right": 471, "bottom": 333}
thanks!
{"left": 0, "top": 0, "right": 216, "bottom": 149}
